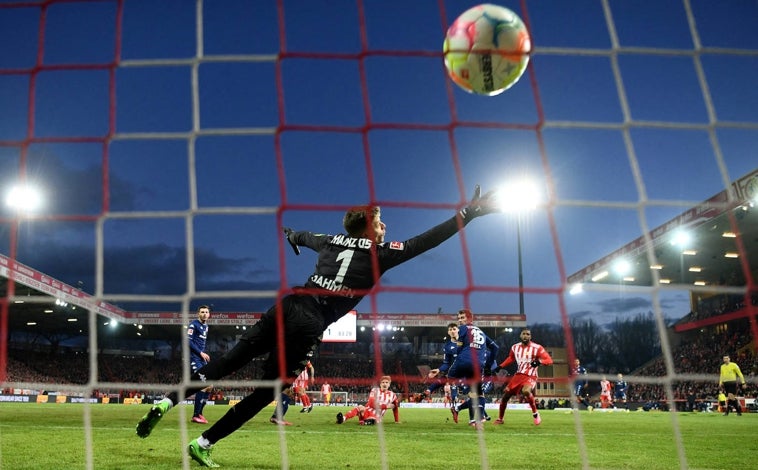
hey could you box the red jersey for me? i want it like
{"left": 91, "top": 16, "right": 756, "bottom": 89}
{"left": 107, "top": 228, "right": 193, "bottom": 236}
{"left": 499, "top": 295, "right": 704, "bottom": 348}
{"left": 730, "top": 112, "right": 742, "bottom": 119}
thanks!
{"left": 500, "top": 341, "right": 553, "bottom": 377}
{"left": 366, "top": 387, "right": 398, "bottom": 413}
{"left": 294, "top": 361, "right": 313, "bottom": 390}
{"left": 600, "top": 380, "right": 612, "bottom": 397}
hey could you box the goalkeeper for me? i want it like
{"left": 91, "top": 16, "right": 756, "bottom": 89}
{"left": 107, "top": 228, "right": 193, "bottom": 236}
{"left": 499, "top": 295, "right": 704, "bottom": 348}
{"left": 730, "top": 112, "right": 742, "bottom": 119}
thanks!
{"left": 136, "top": 185, "right": 498, "bottom": 468}
{"left": 492, "top": 328, "right": 553, "bottom": 426}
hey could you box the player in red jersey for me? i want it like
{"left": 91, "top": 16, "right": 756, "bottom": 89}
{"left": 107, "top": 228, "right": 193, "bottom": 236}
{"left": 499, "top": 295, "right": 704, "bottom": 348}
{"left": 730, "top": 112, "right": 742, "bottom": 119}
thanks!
{"left": 443, "top": 382, "right": 453, "bottom": 408}
{"left": 599, "top": 376, "right": 613, "bottom": 408}
{"left": 294, "top": 358, "right": 315, "bottom": 413}
{"left": 336, "top": 376, "right": 400, "bottom": 424}
{"left": 493, "top": 328, "right": 553, "bottom": 425}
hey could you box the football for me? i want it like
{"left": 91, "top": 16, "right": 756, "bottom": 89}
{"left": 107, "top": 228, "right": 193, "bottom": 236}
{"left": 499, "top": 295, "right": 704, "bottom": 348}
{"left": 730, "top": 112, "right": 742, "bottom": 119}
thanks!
{"left": 443, "top": 4, "right": 531, "bottom": 96}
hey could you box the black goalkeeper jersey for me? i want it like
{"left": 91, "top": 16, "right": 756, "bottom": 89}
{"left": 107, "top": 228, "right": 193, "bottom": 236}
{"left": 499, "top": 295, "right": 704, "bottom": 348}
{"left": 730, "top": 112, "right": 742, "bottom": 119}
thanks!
{"left": 289, "top": 215, "right": 465, "bottom": 325}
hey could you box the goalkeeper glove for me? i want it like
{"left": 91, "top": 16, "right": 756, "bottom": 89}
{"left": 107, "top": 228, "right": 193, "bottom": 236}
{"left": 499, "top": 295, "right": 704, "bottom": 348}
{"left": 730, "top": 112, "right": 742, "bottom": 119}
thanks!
{"left": 459, "top": 185, "right": 497, "bottom": 223}
{"left": 283, "top": 227, "right": 300, "bottom": 255}
{"left": 530, "top": 359, "right": 541, "bottom": 368}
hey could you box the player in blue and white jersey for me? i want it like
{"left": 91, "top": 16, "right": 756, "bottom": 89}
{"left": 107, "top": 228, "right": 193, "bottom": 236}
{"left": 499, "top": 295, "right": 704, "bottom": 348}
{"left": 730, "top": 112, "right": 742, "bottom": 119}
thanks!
{"left": 448, "top": 309, "right": 498, "bottom": 427}
{"left": 188, "top": 305, "right": 213, "bottom": 424}
{"left": 572, "top": 358, "right": 591, "bottom": 409}
{"left": 613, "top": 373, "right": 629, "bottom": 409}
{"left": 425, "top": 322, "right": 460, "bottom": 397}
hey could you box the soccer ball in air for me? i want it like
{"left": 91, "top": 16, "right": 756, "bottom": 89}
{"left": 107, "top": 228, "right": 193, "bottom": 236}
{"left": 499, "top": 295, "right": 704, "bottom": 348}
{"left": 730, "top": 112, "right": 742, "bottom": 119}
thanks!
{"left": 443, "top": 4, "right": 531, "bottom": 96}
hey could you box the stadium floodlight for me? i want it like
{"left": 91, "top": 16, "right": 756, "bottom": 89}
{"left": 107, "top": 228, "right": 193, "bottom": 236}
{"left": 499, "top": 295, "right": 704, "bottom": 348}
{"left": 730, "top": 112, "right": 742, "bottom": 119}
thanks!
{"left": 4, "top": 183, "right": 43, "bottom": 213}
{"left": 613, "top": 259, "right": 631, "bottom": 276}
{"left": 496, "top": 179, "right": 541, "bottom": 213}
{"left": 670, "top": 230, "right": 691, "bottom": 247}
{"left": 569, "top": 283, "right": 583, "bottom": 295}
{"left": 591, "top": 270, "right": 609, "bottom": 282}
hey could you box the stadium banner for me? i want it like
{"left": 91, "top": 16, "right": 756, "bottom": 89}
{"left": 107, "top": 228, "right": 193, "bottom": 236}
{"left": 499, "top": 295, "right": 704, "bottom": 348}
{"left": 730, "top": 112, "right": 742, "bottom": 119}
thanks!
{"left": 0, "top": 394, "right": 107, "bottom": 403}
{"left": 400, "top": 402, "right": 530, "bottom": 411}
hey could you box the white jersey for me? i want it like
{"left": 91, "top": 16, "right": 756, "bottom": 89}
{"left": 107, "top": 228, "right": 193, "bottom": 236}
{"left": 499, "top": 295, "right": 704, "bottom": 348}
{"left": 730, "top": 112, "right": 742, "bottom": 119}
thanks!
{"left": 294, "top": 361, "right": 313, "bottom": 389}
{"left": 296, "top": 361, "right": 312, "bottom": 382}
{"left": 367, "top": 387, "right": 397, "bottom": 414}
{"left": 509, "top": 342, "right": 548, "bottom": 377}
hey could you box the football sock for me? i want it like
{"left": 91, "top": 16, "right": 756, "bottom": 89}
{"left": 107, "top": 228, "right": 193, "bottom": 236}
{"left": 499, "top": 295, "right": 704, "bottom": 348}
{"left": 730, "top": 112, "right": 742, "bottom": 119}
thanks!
{"left": 197, "top": 436, "right": 212, "bottom": 449}
{"left": 526, "top": 393, "right": 537, "bottom": 413}
{"left": 498, "top": 398, "right": 507, "bottom": 419}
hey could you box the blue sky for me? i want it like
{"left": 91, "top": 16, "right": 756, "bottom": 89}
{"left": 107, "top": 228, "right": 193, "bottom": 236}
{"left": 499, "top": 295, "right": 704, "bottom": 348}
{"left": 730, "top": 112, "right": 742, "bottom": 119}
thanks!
{"left": 0, "top": 0, "right": 757, "bottom": 326}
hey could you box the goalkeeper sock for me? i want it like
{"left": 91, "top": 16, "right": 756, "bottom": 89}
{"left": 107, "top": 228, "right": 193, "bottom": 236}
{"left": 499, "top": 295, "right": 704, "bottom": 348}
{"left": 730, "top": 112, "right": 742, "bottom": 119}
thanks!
{"left": 197, "top": 436, "right": 212, "bottom": 449}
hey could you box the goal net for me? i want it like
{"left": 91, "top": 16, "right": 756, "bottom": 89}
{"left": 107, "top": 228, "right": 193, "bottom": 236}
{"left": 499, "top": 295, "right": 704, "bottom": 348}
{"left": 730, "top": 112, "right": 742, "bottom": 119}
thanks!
{"left": 0, "top": 1, "right": 756, "bottom": 469}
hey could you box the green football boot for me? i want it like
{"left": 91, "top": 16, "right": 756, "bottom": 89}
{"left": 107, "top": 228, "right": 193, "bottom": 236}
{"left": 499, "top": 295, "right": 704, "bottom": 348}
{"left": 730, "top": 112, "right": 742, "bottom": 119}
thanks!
{"left": 188, "top": 439, "right": 220, "bottom": 468}
{"left": 135, "top": 401, "right": 170, "bottom": 438}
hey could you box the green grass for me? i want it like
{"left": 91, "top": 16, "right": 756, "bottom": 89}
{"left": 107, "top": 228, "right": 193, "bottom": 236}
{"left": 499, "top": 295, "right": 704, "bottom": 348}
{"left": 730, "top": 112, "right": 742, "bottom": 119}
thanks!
{"left": 0, "top": 403, "right": 752, "bottom": 469}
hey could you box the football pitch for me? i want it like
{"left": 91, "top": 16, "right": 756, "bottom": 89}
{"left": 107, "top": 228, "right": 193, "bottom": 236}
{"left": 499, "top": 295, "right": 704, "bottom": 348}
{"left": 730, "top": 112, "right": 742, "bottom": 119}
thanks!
{"left": 0, "top": 403, "right": 752, "bottom": 469}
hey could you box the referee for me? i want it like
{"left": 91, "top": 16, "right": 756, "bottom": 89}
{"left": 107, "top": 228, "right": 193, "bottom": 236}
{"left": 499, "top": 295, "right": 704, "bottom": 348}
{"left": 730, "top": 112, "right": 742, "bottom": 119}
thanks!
{"left": 718, "top": 354, "right": 747, "bottom": 416}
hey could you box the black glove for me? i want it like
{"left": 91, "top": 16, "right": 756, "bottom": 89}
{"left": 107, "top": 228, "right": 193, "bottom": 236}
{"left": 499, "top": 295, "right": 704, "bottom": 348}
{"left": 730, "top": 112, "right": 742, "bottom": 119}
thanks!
{"left": 530, "top": 359, "right": 541, "bottom": 368}
{"left": 459, "top": 185, "right": 497, "bottom": 222}
{"left": 483, "top": 367, "right": 493, "bottom": 377}
{"left": 283, "top": 227, "right": 300, "bottom": 255}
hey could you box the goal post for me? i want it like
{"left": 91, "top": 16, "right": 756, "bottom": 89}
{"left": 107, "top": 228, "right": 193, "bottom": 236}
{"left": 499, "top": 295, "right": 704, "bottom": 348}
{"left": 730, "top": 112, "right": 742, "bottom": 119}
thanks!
{"left": 304, "top": 390, "right": 350, "bottom": 406}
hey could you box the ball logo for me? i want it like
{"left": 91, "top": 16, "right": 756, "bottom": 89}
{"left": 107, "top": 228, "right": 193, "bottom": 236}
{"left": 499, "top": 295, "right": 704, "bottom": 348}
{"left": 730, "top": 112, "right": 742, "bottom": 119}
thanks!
{"left": 479, "top": 54, "right": 494, "bottom": 92}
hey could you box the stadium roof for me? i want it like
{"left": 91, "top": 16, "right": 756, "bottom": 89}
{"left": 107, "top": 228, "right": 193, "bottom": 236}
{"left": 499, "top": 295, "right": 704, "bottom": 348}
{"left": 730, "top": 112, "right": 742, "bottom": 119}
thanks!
{"left": 567, "top": 168, "right": 758, "bottom": 289}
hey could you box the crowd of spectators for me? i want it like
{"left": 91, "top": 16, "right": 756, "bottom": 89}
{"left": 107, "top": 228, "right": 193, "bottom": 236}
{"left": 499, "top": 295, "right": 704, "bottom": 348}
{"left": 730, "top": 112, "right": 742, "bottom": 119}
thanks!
{"left": 677, "top": 291, "right": 757, "bottom": 324}
{"left": 2, "top": 348, "right": 429, "bottom": 403}
{"left": 4, "top": 321, "right": 755, "bottom": 409}
{"left": 627, "top": 323, "right": 756, "bottom": 409}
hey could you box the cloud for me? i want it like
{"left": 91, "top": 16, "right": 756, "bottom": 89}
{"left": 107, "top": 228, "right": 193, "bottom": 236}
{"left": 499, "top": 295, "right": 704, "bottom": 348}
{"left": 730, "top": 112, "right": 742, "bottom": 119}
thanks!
{"left": 659, "top": 293, "right": 688, "bottom": 310}
{"left": 7, "top": 236, "right": 281, "bottom": 310}
{"left": 592, "top": 296, "right": 652, "bottom": 314}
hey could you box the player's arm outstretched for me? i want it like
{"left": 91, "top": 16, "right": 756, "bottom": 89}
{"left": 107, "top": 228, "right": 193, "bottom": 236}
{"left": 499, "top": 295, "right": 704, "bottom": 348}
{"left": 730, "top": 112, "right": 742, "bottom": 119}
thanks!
{"left": 286, "top": 186, "right": 497, "bottom": 265}
{"left": 497, "top": 348, "right": 516, "bottom": 370}
{"left": 379, "top": 185, "right": 498, "bottom": 269}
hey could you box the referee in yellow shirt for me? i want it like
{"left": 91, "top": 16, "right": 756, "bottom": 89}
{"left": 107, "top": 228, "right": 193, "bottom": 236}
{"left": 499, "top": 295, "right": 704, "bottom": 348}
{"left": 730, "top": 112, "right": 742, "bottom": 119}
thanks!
{"left": 719, "top": 354, "right": 747, "bottom": 416}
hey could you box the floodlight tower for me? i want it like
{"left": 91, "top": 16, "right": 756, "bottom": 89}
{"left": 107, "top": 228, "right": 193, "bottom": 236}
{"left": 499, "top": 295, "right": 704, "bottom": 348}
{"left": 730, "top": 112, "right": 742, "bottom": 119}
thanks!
{"left": 498, "top": 179, "right": 541, "bottom": 315}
